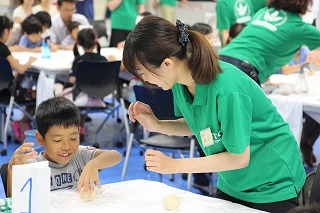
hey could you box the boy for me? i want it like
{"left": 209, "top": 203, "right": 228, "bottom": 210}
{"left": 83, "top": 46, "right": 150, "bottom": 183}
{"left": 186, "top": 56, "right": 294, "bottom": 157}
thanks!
{"left": 7, "top": 97, "right": 122, "bottom": 197}
{"left": 18, "top": 15, "right": 43, "bottom": 52}
{"left": 61, "top": 21, "right": 80, "bottom": 50}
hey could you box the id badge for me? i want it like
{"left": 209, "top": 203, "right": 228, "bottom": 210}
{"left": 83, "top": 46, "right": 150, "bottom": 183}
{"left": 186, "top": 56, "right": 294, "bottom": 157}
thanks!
{"left": 200, "top": 127, "right": 214, "bottom": 147}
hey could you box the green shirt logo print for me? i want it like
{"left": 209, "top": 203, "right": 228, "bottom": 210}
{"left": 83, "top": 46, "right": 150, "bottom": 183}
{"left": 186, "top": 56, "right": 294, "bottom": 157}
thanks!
{"left": 252, "top": 8, "right": 287, "bottom": 31}
{"left": 234, "top": 0, "right": 252, "bottom": 23}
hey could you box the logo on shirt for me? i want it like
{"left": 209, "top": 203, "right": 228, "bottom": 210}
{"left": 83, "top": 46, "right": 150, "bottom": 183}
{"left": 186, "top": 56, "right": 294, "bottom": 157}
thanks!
{"left": 252, "top": 8, "right": 287, "bottom": 31}
{"left": 235, "top": 0, "right": 252, "bottom": 23}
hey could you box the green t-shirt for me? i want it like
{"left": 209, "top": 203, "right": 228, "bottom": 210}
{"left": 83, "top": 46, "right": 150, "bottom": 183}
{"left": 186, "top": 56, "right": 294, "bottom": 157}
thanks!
{"left": 160, "top": 0, "right": 176, "bottom": 6}
{"left": 250, "top": 0, "right": 267, "bottom": 13}
{"left": 216, "top": 0, "right": 254, "bottom": 32}
{"left": 109, "top": 0, "right": 145, "bottom": 30}
{"left": 219, "top": 7, "right": 320, "bottom": 83}
{"left": 172, "top": 61, "right": 305, "bottom": 203}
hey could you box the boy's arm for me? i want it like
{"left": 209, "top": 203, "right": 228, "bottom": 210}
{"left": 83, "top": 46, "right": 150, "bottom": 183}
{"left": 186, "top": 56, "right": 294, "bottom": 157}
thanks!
{"left": 7, "top": 143, "right": 38, "bottom": 197}
{"left": 76, "top": 150, "right": 122, "bottom": 192}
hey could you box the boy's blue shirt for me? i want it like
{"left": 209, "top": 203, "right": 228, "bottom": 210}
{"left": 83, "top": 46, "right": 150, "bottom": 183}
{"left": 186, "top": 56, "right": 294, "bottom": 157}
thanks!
{"left": 19, "top": 35, "right": 43, "bottom": 48}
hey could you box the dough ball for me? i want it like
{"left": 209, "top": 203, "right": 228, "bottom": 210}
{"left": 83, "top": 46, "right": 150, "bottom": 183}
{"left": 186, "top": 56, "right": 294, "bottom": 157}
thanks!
{"left": 79, "top": 186, "right": 97, "bottom": 201}
{"left": 162, "top": 194, "right": 180, "bottom": 210}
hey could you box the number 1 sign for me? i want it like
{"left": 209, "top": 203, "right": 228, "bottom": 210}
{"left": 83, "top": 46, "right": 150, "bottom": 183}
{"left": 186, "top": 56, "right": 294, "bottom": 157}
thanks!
{"left": 12, "top": 161, "right": 50, "bottom": 213}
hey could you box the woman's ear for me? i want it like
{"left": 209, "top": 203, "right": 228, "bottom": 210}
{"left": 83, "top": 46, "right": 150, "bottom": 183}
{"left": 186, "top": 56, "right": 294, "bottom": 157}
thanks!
{"left": 162, "top": 58, "right": 173, "bottom": 68}
{"left": 36, "top": 132, "right": 45, "bottom": 146}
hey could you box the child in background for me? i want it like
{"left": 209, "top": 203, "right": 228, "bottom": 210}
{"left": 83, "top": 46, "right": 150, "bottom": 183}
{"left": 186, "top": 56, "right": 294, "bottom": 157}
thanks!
{"left": 226, "top": 23, "right": 246, "bottom": 45}
{"left": 191, "top": 23, "right": 214, "bottom": 46}
{"left": 18, "top": 15, "right": 43, "bottom": 52}
{"left": 12, "top": 0, "right": 35, "bottom": 24}
{"left": 7, "top": 96, "right": 122, "bottom": 197}
{"left": 61, "top": 21, "right": 80, "bottom": 50}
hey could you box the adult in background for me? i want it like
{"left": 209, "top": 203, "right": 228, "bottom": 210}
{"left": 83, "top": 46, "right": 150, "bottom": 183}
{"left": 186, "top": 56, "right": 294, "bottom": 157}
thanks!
{"left": 48, "top": 0, "right": 90, "bottom": 45}
{"left": 76, "top": 0, "right": 94, "bottom": 20}
{"left": 107, "top": 0, "right": 145, "bottom": 47}
{"left": 216, "top": 0, "right": 254, "bottom": 46}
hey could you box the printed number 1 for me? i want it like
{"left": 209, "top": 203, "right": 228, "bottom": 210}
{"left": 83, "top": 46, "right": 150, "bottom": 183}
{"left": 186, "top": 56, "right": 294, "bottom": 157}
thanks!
{"left": 20, "top": 178, "right": 32, "bottom": 213}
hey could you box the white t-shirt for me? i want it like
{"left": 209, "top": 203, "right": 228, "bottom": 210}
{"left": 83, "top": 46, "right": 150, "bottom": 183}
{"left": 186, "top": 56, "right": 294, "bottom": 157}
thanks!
{"left": 33, "top": 4, "right": 59, "bottom": 17}
{"left": 12, "top": 5, "right": 36, "bottom": 23}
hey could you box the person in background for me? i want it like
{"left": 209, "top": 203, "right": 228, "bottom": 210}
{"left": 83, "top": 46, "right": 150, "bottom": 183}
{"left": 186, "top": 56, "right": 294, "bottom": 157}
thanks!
{"left": 219, "top": 0, "right": 320, "bottom": 86}
{"left": 7, "top": 96, "right": 122, "bottom": 197}
{"left": 123, "top": 16, "right": 305, "bottom": 213}
{"left": 12, "top": 0, "right": 36, "bottom": 24}
{"left": 33, "top": 0, "right": 59, "bottom": 16}
{"left": 6, "top": 11, "right": 52, "bottom": 47}
{"left": 190, "top": 23, "right": 213, "bottom": 46}
{"left": 18, "top": 15, "right": 43, "bottom": 52}
{"left": 61, "top": 21, "right": 80, "bottom": 50}
{"left": 226, "top": 23, "right": 246, "bottom": 44}
{"left": 0, "top": 16, "right": 36, "bottom": 75}
{"left": 216, "top": 0, "right": 254, "bottom": 46}
{"left": 48, "top": 0, "right": 90, "bottom": 46}
{"left": 76, "top": 0, "right": 94, "bottom": 20}
{"left": 107, "top": 0, "right": 145, "bottom": 47}
{"left": 152, "top": 0, "right": 187, "bottom": 24}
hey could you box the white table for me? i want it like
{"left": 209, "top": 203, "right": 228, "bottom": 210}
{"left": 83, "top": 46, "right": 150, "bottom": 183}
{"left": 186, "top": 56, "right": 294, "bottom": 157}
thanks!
{"left": 11, "top": 47, "right": 123, "bottom": 75}
{"left": 264, "top": 72, "right": 320, "bottom": 142}
{"left": 50, "top": 179, "right": 265, "bottom": 213}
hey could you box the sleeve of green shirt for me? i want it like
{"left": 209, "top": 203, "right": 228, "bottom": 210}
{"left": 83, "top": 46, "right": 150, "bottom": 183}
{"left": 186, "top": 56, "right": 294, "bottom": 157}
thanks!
{"left": 137, "top": 0, "right": 145, "bottom": 4}
{"left": 216, "top": 1, "right": 231, "bottom": 30}
{"left": 217, "top": 92, "right": 252, "bottom": 154}
{"left": 300, "top": 24, "right": 320, "bottom": 50}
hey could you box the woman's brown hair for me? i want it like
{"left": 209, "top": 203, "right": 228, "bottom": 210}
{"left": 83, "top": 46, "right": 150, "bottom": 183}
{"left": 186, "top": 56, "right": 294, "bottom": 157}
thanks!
{"left": 268, "top": 0, "right": 312, "bottom": 15}
{"left": 122, "top": 16, "right": 221, "bottom": 85}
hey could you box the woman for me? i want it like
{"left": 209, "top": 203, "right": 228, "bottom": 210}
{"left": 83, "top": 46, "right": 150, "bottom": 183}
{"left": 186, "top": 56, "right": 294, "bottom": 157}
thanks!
{"left": 122, "top": 16, "right": 305, "bottom": 213}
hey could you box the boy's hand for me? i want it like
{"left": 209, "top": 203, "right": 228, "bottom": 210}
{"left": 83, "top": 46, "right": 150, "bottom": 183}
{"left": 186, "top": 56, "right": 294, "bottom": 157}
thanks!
{"left": 28, "top": 56, "right": 37, "bottom": 64}
{"left": 9, "top": 142, "right": 38, "bottom": 169}
{"left": 77, "top": 161, "right": 101, "bottom": 193}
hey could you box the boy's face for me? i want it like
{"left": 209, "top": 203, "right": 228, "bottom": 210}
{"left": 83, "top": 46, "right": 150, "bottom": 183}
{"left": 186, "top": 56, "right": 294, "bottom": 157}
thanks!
{"left": 26, "top": 32, "right": 42, "bottom": 44}
{"left": 204, "top": 32, "right": 214, "bottom": 46}
{"left": 36, "top": 125, "right": 80, "bottom": 164}
{"left": 70, "top": 27, "right": 79, "bottom": 40}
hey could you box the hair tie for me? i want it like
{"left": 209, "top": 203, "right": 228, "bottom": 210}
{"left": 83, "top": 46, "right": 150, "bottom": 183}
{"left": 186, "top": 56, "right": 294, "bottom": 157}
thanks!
{"left": 75, "top": 40, "right": 78, "bottom": 45}
{"left": 176, "top": 19, "right": 190, "bottom": 47}
{"left": 94, "top": 38, "right": 98, "bottom": 44}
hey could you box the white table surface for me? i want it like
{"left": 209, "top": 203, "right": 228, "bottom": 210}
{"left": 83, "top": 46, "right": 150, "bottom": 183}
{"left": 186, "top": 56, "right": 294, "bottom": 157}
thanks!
{"left": 11, "top": 47, "right": 123, "bottom": 75}
{"left": 50, "top": 179, "right": 265, "bottom": 213}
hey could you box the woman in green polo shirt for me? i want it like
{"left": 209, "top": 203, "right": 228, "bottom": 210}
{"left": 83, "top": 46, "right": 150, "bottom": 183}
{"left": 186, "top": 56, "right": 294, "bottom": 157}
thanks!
{"left": 219, "top": 0, "right": 320, "bottom": 85}
{"left": 122, "top": 16, "right": 306, "bottom": 213}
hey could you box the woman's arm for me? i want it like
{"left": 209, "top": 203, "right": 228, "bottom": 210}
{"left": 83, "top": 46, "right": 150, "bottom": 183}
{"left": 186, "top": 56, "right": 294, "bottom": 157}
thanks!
{"left": 145, "top": 146, "right": 250, "bottom": 174}
{"left": 281, "top": 62, "right": 306, "bottom": 75}
{"left": 107, "top": 0, "right": 123, "bottom": 11}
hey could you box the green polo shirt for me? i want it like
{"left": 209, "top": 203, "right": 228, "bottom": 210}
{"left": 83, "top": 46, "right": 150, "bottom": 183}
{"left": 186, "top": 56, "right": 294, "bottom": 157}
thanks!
{"left": 216, "top": 0, "right": 254, "bottom": 33}
{"left": 109, "top": 0, "right": 145, "bottom": 30}
{"left": 219, "top": 7, "right": 320, "bottom": 83}
{"left": 251, "top": 0, "right": 267, "bottom": 13}
{"left": 160, "top": 0, "right": 176, "bottom": 6}
{"left": 171, "top": 61, "right": 305, "bottom": 203}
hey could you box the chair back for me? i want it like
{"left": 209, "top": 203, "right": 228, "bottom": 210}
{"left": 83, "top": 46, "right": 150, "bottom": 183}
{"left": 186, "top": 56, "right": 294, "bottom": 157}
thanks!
{"left": 133, "top": 85, "right": 179, "bottom": 120}
{"left": 310, "top": 163, "right": 320, "bottom": 204}
{"left": 0, "top": 163, "right": 9, "bottom": 198}
{"left": 76, "top": 60, "right": 121, "bottom": 99}
{"left": 0, "top": 58, "right": 14, "bottom": 92}
{"left": 89, "top": 20, "right": 108, "bottom": 47}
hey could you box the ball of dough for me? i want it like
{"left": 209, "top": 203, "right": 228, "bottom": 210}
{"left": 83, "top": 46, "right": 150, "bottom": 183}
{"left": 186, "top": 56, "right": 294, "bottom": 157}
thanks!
{"left": 162, "top": 194, "right": 180, "bottom": 210}
{"left": 79, "top": 187, "right": 97, "bottom": 201}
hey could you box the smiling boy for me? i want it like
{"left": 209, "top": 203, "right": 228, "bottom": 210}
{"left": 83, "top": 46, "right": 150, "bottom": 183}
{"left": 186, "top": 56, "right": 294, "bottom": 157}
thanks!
{"left": 7, "top": 97, "right": 122, "bottom": 197}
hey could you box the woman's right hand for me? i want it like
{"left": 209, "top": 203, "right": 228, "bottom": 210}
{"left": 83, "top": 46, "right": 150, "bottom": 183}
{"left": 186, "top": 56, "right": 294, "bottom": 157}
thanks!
{"left": 8, "top": 142, "right": 38, "bottom": 169}
{"left": 128, "top": 101, "right": 159, "bottom": 132}
{"left": 28, "top": 56, "right": 37, "bottom": 64}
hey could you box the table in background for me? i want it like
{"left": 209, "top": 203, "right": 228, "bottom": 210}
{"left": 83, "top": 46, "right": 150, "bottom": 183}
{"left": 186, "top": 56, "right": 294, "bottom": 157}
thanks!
{"left": 50, "top": 179, "right": 265, "bottom": 213}
{"left": 264, "top": 72, "right": 320, "bottom": 142}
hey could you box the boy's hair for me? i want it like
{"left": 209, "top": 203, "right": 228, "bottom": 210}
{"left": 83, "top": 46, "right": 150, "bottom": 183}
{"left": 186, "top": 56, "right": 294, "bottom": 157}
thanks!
{"left": 191, "top": 23, "right": 213, "bottom": 35}
{"left": 58, "top": 0, "right": 77, "bottom": 7}
{"left": 34, "top": 11, "right": 52, "bottom": 28}
{"left": 67, "top": 21, "right": 80, "bottom": 33}
{"left": 0, "top": 16, "right": 13, "bottom": 39}
{"left": 227, "top": 23, "right": 246, "bottom": 44}
{"left": 36, "top": 97, "right": 80, "bottom": 138}
{"left": 21, "top": 15, "right": 42, "bottom": 35}
{"left": 73, "top": 28, "right": 101, "bottom": 56}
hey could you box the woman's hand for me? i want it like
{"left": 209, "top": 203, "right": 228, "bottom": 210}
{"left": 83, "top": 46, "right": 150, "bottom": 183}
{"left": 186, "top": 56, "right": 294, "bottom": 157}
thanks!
{"left": 9, "top": 142, "right": 38, "bottom": 169}
{"left": 128, "top": 101, "right": 159, "bottom": 132}
{"left": 145, "top": 149, "right": 176, "bottom": 174}
{"left": 77, "top": 161, "right": 101, "bottom": 193}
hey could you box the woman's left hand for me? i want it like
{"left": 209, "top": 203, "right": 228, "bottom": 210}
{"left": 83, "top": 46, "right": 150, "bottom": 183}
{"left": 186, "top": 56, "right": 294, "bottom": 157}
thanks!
{"left": 145, "top": 149, "right": 176, "bottom": 174}
{"left": 76, "top": 161, "right": 101, "bottom": 193}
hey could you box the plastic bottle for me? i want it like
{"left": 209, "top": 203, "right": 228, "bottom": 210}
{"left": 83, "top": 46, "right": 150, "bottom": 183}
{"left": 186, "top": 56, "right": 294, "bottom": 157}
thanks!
{"left": 41, "top": 42, "right": 51, "bottom": 59}
{"left": 295, "top": 63, "right": 309, "bottom": 94}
